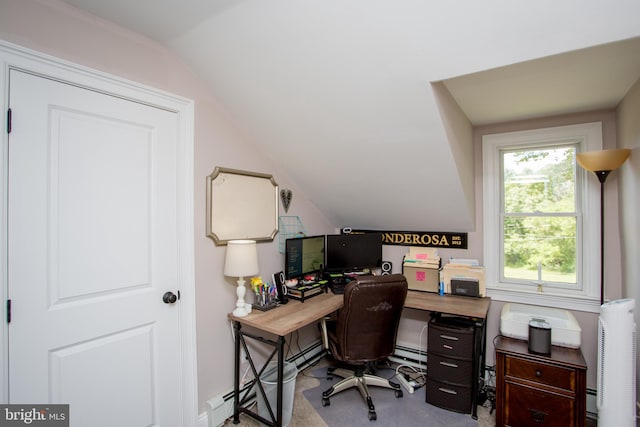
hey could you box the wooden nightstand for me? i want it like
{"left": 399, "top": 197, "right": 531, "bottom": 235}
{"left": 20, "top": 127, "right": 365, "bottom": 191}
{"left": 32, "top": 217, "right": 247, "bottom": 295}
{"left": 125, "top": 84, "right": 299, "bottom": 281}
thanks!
{"left": 495, "top": 336, "right": 587, "bottom": 427}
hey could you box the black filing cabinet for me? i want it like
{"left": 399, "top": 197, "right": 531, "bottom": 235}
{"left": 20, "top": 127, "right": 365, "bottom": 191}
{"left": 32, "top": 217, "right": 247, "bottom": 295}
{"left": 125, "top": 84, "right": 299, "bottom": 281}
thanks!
{"left": 426, "top": 316, "right": 475, "bottom": 413}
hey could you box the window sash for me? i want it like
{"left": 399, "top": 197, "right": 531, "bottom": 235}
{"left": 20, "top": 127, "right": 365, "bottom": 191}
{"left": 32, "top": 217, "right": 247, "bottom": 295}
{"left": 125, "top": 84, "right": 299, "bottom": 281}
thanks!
{"left": 482, "top": 122, "right": 602, "bottom": 312}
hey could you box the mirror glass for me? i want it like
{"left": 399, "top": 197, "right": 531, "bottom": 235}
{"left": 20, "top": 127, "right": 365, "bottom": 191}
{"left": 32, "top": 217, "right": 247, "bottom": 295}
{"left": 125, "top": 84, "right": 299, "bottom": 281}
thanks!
{"left": 206, "top": 167, "right": 279, "bottom": 244}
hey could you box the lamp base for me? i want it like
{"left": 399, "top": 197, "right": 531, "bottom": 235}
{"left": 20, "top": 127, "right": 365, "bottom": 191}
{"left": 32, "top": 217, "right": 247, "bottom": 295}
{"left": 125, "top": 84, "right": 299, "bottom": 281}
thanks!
{"left": 233, "top": 276, "right": 248, "bottom": 317}
{"left": 233, "top": 306, "right": 248, "bottom": 317}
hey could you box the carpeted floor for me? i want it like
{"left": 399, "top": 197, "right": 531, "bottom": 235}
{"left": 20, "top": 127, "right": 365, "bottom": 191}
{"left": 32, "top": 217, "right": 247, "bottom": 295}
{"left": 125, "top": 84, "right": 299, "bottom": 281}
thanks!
{"left": 224, "top": 358, "right": 495, "bottom": 427}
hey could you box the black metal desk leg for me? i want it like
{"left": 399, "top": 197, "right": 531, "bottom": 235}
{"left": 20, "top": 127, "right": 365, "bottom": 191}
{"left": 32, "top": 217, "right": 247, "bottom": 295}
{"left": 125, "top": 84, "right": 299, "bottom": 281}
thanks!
{"left": 276, "top": 335, "right": 285, "bottom": 427}
{"left": 233, "top": 321, "right": 241, "bottom": 424}
{"left": 470, "top": 318, "right": 486, "bottom": 420}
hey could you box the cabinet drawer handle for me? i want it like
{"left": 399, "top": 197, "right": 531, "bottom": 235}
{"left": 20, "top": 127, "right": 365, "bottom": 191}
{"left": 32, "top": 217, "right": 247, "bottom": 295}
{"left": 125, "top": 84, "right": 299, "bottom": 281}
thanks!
{"left": 528, "top": 408, "right": 548, "bottom": 423}
{"left": 438, "top": 387, "right": 458, "bottom": 395}
{"left": 443, "top": 344, "right": 453, "bottom": 350}
{"left": 439, "top": 334, "right": 459, "bottom": 341}
{"left": 535, "top": 369, "right": 542, "bottom": 377}
{"left": 439, "top": 361, "right": 459, "bottom": 368}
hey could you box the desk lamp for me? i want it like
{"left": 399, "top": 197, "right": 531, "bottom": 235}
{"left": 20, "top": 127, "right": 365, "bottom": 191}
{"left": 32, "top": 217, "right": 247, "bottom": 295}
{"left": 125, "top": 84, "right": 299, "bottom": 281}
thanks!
{"left": 576, "top": 148, "right": 631, "bottom": 305}
{"left": 224, "top": 240, "right": 259, "bottom": 317}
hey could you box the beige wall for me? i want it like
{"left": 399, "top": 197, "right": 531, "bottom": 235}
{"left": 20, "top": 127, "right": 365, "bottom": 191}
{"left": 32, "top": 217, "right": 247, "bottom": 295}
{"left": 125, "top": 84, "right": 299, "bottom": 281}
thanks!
{"left": 616, "top": 76, "right": 640, "bottom": 398}
{"left": 0, "top": 0, "right": 336, "bottom": 413}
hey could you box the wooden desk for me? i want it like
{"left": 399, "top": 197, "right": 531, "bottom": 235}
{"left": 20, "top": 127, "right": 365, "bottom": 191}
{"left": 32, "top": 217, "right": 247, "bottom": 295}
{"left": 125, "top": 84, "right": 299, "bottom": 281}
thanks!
{"left": 228, "top": 293, "right": 342, "bottom": 427}
{"left": 403, "top": 291, "right": 491, "bottom": 419}
{"left": 229, "top": 290, "right": 490, "bottom": 426}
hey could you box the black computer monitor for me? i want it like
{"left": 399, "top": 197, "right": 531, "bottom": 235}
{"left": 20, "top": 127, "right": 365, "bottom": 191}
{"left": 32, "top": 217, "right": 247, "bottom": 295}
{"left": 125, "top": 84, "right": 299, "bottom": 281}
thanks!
{"left": 284, "top": 235, "right": 325, "bottom": 279}
{"left": 325, "top": 232, "right": 383, "bottom": 273}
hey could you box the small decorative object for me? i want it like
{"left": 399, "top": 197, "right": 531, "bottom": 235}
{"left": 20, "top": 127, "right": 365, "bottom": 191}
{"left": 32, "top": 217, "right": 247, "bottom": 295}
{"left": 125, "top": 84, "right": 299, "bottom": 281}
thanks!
{"left": 280, "top": 188, "right": 293, "bottom": 213}
{"left": 224, "top": 240, "right": 260, "bottom": 317}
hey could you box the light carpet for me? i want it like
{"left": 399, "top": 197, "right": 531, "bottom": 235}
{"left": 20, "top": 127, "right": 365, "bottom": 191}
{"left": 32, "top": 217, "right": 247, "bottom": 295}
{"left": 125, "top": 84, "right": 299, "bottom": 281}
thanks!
{"left": 224, "top": 359, "right": 495, "bottom": 427}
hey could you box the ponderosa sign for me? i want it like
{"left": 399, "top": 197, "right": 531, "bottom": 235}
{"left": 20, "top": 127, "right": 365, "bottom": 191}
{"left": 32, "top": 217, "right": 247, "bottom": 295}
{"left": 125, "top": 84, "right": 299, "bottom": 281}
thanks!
{"left": 345, "top": 229, "right": 468, "bottom": 249}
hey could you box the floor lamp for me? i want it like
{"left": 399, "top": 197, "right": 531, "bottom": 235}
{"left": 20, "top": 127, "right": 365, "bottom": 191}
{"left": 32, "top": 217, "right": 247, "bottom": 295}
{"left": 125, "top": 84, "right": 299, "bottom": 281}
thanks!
{"left": 576, "top": 148, "right": 631, "bottom": 305}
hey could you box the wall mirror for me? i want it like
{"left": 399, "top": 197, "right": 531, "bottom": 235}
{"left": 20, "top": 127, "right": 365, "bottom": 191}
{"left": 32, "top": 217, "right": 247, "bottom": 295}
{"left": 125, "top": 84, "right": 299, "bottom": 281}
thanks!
{"left": 206, "top": 167, "right": 279, "bottom": 245}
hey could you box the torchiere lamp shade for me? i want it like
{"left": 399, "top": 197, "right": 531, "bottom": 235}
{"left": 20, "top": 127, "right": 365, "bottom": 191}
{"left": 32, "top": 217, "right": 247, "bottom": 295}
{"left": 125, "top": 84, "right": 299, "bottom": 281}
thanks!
{"left": 576, "top": 149, "right": 631, "bottom": 174}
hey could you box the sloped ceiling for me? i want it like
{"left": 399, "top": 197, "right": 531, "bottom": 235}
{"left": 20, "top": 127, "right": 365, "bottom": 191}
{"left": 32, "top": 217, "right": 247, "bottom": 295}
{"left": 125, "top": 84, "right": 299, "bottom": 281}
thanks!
{"left": 61, "top": 0, "right": 640, "bottom": 232}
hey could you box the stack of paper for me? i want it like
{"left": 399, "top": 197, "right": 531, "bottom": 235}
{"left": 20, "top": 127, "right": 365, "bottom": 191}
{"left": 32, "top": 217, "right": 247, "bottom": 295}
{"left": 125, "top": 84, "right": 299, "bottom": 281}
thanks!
{"left": 442, "top": 261, "right": 486, "bottom": 296}
{"left": 403, "top": 247, "right": 440, "bottom": 268}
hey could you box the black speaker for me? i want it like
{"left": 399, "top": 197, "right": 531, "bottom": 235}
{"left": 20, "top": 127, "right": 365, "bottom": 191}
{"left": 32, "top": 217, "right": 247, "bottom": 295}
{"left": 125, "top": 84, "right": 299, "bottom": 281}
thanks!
{"left": 528, "top": 319, "right": 551, "bottom": 355}
{"left": 272, "top": 271, "right": 288, "bottom": 304}
{"left": 381, "top": 261, "right": 392, "bottom": 275}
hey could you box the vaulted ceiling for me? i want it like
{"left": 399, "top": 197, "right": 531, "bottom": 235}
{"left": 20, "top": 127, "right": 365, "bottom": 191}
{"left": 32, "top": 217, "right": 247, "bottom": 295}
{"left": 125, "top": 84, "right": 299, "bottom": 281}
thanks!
{"left": 61, "top": 0, "right": 640, "bottom": 232}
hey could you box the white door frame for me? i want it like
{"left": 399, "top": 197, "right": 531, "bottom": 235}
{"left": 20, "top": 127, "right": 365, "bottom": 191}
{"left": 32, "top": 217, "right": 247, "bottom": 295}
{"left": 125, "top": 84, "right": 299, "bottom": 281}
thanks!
{"left": 0, "top": 41, "right": 198, "bottom": 425}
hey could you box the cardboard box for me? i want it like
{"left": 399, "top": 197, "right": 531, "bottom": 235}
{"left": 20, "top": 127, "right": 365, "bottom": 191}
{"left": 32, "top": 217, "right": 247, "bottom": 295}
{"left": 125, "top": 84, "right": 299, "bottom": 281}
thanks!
{"left": 442, "top": 264, "right": 486, "bottom": 297}
{"left": 403, "top": 264, "right": 439, "bottom": 293}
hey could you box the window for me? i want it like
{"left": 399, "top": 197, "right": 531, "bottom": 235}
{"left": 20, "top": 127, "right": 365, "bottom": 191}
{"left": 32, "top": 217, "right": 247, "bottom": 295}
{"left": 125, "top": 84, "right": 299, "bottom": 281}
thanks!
{"left": 483, "top": 123, "right": 602, "bottom": 312}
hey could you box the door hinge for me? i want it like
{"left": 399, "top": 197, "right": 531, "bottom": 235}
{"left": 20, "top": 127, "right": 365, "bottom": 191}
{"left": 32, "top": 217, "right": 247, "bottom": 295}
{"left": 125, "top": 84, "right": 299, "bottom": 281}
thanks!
{"left": 7, "top": 108, "right": 11, "bottom": 134}
{"left": 6, "top": 299, "right": 11, "bottom": 323}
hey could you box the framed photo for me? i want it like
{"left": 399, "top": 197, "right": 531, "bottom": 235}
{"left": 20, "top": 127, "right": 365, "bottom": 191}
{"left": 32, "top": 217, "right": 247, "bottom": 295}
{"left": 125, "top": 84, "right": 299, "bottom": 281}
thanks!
{"left": 206, "top": 167, "right": 279, "bottom": 245}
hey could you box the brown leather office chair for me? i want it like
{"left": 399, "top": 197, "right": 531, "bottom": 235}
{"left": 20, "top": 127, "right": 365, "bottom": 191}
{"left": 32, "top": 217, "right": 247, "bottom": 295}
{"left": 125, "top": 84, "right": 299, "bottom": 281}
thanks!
{"left": 321, "top": 274, "right": 408, "bottom": 421}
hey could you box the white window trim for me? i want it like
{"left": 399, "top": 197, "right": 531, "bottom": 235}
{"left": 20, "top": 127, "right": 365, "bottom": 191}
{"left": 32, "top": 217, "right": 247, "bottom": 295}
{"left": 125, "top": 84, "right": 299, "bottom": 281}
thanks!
{"left": 483, "top": 122, "right": 602, "bottom": 313}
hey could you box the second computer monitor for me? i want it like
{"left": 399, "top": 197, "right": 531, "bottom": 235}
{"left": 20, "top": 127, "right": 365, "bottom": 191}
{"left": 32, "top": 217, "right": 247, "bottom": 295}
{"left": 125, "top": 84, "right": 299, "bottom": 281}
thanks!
{"left": 325, "top": 232, "right": 383, "bottom": 273}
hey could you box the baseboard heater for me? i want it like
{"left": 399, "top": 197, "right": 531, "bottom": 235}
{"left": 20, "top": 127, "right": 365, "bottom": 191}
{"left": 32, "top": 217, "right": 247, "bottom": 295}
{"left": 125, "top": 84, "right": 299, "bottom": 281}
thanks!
{"left": 390, "top": 344, "right": 428, "bottom": 370}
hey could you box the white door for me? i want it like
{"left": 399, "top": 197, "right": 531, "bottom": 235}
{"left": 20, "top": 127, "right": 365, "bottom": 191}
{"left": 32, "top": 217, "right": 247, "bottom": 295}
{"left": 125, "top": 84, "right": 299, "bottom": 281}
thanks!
{"left": 7, "top": 69, "right": 186, "bottom": 426}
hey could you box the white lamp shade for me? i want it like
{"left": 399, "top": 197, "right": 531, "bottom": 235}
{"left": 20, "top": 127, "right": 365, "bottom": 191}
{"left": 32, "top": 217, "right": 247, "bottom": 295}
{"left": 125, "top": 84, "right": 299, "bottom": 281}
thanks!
{"left": 224, "top": 240, "right": 259, "bottom": 278}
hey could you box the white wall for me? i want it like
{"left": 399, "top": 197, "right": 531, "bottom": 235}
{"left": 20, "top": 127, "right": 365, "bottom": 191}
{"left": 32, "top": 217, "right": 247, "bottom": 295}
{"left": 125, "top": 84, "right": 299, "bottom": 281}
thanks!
{"left": 0, "top": 0, "right": 336, "bottom": 413}
{"left": 616, "top": 76, "right": 640, "bottom": 399}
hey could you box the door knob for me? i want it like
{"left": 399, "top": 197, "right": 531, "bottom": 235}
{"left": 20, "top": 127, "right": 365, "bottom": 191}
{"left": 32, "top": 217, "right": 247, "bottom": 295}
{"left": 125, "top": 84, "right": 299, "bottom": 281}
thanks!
{"left": 163, "top": 291, "right": 178, "bottom": 304}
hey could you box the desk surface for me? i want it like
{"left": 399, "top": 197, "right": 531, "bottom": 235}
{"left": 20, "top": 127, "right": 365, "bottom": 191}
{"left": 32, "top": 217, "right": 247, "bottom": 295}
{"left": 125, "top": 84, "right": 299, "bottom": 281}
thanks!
{"left": 228, "top": 290, "right": 491, "bottom": 336}
{"left": 228, "top": 293, "right": 343, "bottom": 336}
{"left": 404, "top": 291, "right": 491, "bottom": 319}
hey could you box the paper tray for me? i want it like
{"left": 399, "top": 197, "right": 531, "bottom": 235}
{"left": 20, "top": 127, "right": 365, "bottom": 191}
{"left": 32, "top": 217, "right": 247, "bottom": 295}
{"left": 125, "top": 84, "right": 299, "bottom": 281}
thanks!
{"left": 500, "top": 303, "right": 581, "bottom": 348}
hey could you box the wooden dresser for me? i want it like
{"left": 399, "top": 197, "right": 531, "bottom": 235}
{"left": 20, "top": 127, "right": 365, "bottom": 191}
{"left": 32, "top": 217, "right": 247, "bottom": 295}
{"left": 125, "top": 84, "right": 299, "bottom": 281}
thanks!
{"left": 495, "top": 336, "right": 587, "bottom": 427}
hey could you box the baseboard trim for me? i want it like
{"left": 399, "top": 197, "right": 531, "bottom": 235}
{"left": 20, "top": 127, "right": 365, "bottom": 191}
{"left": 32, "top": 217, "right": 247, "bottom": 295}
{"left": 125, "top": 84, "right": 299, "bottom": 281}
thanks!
{"left": 586, "top": 388, "right": 597, "bottom": 419}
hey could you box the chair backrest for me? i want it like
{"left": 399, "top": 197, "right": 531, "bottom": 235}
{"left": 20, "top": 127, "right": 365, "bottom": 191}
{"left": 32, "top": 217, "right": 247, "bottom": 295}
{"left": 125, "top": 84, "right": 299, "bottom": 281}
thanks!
{"left": 332, "top": 274, "right": 408, "bottom": 364}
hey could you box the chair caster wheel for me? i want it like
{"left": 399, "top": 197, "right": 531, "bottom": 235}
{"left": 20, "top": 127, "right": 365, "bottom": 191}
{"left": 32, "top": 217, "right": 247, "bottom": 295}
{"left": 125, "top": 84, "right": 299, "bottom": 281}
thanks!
{"left": 368, "top": 411, "right": 377, "bottom": 421}
{"left": 322, "top": 397, "right": 330, "bottom": 407}
{"left": 395, "top": 389, "right": 403, "bottom": 398}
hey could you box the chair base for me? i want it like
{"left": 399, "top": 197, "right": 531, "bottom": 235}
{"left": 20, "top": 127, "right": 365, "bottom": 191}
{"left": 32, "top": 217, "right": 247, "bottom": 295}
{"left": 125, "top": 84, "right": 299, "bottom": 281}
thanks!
{"left": 321, "top": 366, "right": 403, "bottom": 421}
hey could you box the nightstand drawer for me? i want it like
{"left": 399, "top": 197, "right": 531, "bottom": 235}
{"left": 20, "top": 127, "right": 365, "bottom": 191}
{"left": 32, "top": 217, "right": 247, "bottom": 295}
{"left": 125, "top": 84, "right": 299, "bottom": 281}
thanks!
{"left": 427, "top": 353, "right": 473, "bottom": 386}
{"left": 505, "top": 356, "right": 576, "bottom": 392}
{"left": 504, "top": 382, "right": 574, "bottom": 426}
